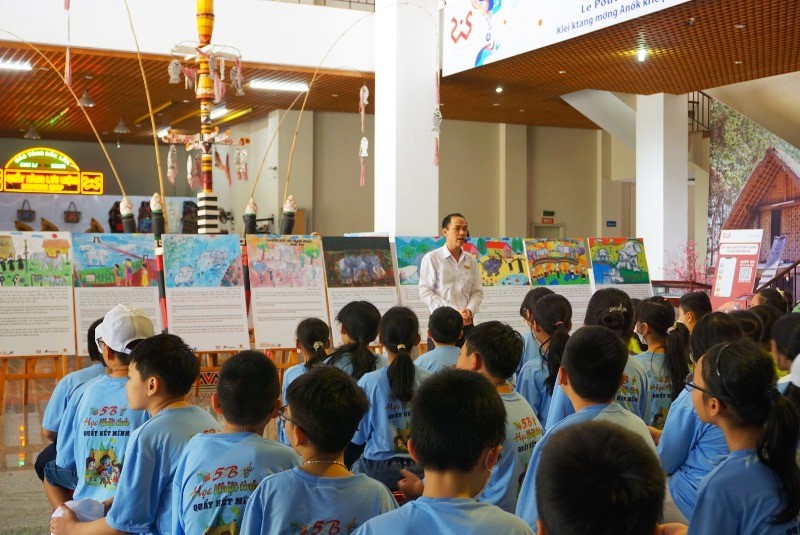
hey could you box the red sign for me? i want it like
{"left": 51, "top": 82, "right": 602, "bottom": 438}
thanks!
{"left": 710, "top": 229, "right": 763, "bottom": 311}
{"left": 541, "top": 217, "right": 555, "bottom": 225}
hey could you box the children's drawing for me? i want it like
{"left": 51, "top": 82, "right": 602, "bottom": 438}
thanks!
{"left": 246, "top": 235, "right": 323, "bottom": 288}
{"left": 588, "top": 238, "right": 651, "bottom": 285}
{"left": 72, "top": 233, "right": 157, "bottom": 287}
{"left": 395, "top": 236, "right": 445, "bottom": 285}
{"left": 164, "top": 235, "right": 243, "bottom": 288}
{"left": 322, "top": 236, "right": 395, "bottom": 288}
{"left": 0, "top": 232, "right": 72, "bottom": 287}
{"left": 467, "top": 237, "right": 529, "bottom": 286}
{"left": 525, "top": 238, "right": 590, "bottom": 286}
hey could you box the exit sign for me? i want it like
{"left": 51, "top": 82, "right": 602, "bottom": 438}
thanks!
{"left": 543, "top": 210, "right": 555, "bottom": 217}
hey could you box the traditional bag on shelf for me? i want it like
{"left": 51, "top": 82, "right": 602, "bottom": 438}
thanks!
{"left": 17, "top": 200, "right": 35, "bottom": 222}
{"left": 64, "top": 201, "right": 82, "bottom": 223}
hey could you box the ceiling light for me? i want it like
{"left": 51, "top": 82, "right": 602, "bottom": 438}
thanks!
{"left": 735, "top": 23, "right": 746, "bottom": 29}
{"left": 213, "top": 108, "right": 253, "bottom": 126}
{"left": 637, "top": 49, "right": 648, "bottom": 62}
{"left": 113, "top": 118, "right": 130, "bottom": 134}
{"left": 734, "top": 60, "right": 743, "bottom": 65}
{"left": 0, "top": 60, "right": 32, "bottom": 71}
{"left": 209, "top": 106, "right": 229, "bottom": 120}
{"left": 47, "top": 107, "right": 70, "bottom": 126}
{"left": 495, "top": 86, "right": 503, "bottom": 93}
{"left": 157, "top": 126, "right": 172, "bottom": 138}
{"left": 492, "top": 103, "right": 500, "bottom": 107}
{"left": 558, "top": 70, "right": 567, "bottom": 74}
{"left": 78, "top": 89, "right": 95, "bottom": 107}
{"left": 519, "top": 109, "right": 526, "bottom": 112}
{"left": 249, "top": 80, "right": 309, "bottom": 92}
{"left": 23, "top": 124, "right": 40, "bottom": 140}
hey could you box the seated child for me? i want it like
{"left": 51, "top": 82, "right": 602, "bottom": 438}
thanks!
{"left": 52, "top": 333, "right": 221, "bottom": 535}
{"left": 278, "top": 318, "right": 331, "bottom": 445}
{"left": 45, "top": 306, "right": 154, "bottom": 509}
{"left": 400, "top": 321, "right": 542, "bottom": 513}
{"left": 172, "top": 350, "right": 300, "bottom": 534}
{"left": 516, "top": 288, "right": 555, "bottom": 379}
{"left": 240, "top": 366, "right": 398, "bottom": 534}
{"left": 326, "top": 301, "right": 385, "bottom": 380}
{"left": 535, "top": 420, "right": 665, "bottom": 535}
{"left": 354, "top": 369, "right": 534, "bottom": 535}
{"left": 352, "top": 307, "right": 432, "bottom": 489}
{"left": 516, "top": 326, "right": 655, "bottom": 530}
{"left": 414, "top": 306, "right": 463, "bottom": 372}
{"left": 37, "top": 318, "right": 105, "bottom": 483}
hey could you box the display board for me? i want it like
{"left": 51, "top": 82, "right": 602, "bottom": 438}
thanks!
{"left": 71, "top": 233, "right": 162, "bottom": 355}
{"left": 0, "top": 231, "right": 76, "bottom": 355}
{"left": 710, "top": 229, "right": 764, "bottom": 311}
{"left": 322, "top": 236, "right": 398, "bottom": 347}
{"left": 395, "top": 236, "right": 445, "bottom": 338}
{"left": 163, "top": 234, "right": 249, "bottom": 352}
{"left": 247, "top": 235, "right": 329, "bottom": 349}
{"left": 525, "top": 238, "right": 592, "bottom": 328}
{"left": 587, "top": 237, "right": 654, "bottom": 299}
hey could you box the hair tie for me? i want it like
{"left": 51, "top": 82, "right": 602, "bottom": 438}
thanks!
{"left": 554, "top": 321, "right": 565, "bottom": 328}
{"left": 766, "top": 386, "right": 782, "bottom": 404}
{"left": 609, "top": 304, "right": 627, "bottom": 314}
{"left": 396, "top": 344, "right": 406, "bottom": 350}
{"left": 313, "top": 341, "right": 324, "bottom": 350}
{"left": 667, "top": 323, "right": 677, "bottom": 335}
{"left": 790, "top": 355, "right": 800, "bottom": 388}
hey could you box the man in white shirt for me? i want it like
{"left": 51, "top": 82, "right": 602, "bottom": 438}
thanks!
{"left": 419, "top": 213, "right": 484, "bottom": 349}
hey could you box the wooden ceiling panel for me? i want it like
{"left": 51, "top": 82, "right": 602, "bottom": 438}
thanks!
{"left": 0, "top": 0, "right": 798, "bottom": 141}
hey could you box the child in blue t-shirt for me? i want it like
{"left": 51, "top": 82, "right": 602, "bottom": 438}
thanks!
{"left": 514, "top": 288, "right": 554, "bottom": 380}
{"left": 516, "top": 326, "right": 656, "bottom": 530}
{"left": 52, "top": 333, "right": 221, "bottom": 535}
{"left": 326, "top": 300, "right": 384, "bottom": 380}
{"left": 414, "top": 306, "right": 463, "bottom": 372}
{"left": 278, "top": 318, "right": 331, "bottom": 446}
{"left": 516, "top": 293, "right": 571, "bottom": 429}
{"left": 355, "top": 369, "right": 533, "bottom": 535}
{"left": 352, "top": 307, "right": 433, "bottom": 489}
{"left": 44, "top": 305, "right": 155, "bottom": 509}
{"left": 400, "top": 321, "right": 542, "bottom": 513}
{"left": 240, "top": 365, "right": 397, "bottom": 534}
{"left": 36, "top": 318, "right": 106, "bottom": 484}
{"left": 535, "top": 420, "right": 666, "bottom": 535}
{"left": 173, "top": 350, "right": 300, "bottom": 535}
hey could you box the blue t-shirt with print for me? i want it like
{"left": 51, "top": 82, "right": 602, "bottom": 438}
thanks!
{"left": 414, "top": 345, "right": 460, "bottom": 373}
{"left": 42, "top": 362, "right": 105, "bottom": 433}
{"left": 71, "top": 375, "right": 150, "bottom": 501}
{"left": 172, "top": 432, "right": 301, "bottom": 535}
{"left": 277, "top": 362, "right": 309, "bottom": 446}
{"left": 353, "top": 366, "right": 433, "bottom": 461}
{"left": 634, "top": 351, "right": 675, "bottom": 428}
{"left": 105, "top": 406, "right": 221, "bottom": 535}
{"left": 515, "top": 352, "right": 552, "bottom": 429}
{"left": 240, "top": 467, "right": 398, "bottom": 534}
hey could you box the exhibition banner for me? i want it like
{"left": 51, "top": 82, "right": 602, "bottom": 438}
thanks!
{"left": 395, "top": 236, "right": 445, "bottom": 339}
{"left": 0, "top": 231, "right": 76, "bottom": 356}
{"left": 710, "top": 229, "right": 764, "bottom": 311}
{"left": 247, "top": 235, "right": 329, "bottom": 349}
{"left": 443, "top": 0, "right": 691, "bottom": 76}
{"left": 587, "top": 237, "right": 654, "bottom": 299}
{"left": 163, "top": 234, "right": 249, "bottom": 352}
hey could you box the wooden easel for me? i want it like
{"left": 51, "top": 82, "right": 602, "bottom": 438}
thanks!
{"left": 0, "top": 355, "right": 66, "bottom": 413}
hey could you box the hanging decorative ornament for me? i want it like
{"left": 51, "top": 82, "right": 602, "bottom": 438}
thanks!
{"left": 432, "top": 73, "right": 442, "bottom": 167}
{"left": 234, "top": 145, "right": 249, "bottom": 181}
{"left": 230, "top": 60, "right": 245, "bottom": 96}
{"left": 219, "top": 57, "right": 225, "bottom": 81}
{"left": 168, "top": 59, "right": 182, "bottom": 84}
{"left": 167, "top": 144, "right": 177, "bottom": 185}
{"left": 359, "top": 136, "right": 369, "bottom": 188}
{"left": 214, "top": 148, "right": 232, "bottom": 186}
{"left": 180, "top": 65, "right": 197, "bottom": 90}
{"left": 359, "top": 84, "right": 369, "bottom": 134}
{"left": 187, "top": 154, "right": 201, "bottom": 191}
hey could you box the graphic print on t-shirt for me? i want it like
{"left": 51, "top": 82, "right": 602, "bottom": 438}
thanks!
{"left": 616, "top": 373, "right": 641, "bottom": 413}
{"left": 290, "top": 516, "right": 358, "bottom": 535}
{"left": 82, "top": 404, "right": 133, "bottom": 491}
{"left": 386, "top": 400, "right": 412, "bottom": 453}
{"left": 191, "top": 461, "right": 262, "bottom": 533}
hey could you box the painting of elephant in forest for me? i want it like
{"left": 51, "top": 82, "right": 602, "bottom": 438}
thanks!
{"left": 325, "top": 249, "right": 395, "bottom": 288}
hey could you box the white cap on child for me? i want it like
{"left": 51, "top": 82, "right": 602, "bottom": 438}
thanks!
{"left": 95, "top": 304, "right": 155, "bottom": 354}
{"left": 790, "top": 354, "right": 800, "bottom": 388}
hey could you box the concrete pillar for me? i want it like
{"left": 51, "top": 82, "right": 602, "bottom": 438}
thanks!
{"left": 498, "top": 124, "right": 527, "bottom": 236}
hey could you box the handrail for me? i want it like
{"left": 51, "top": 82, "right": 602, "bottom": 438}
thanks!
{"left": 651, "top": 280, "right": 712, "bottom": 292}
{"left": 756, "top": 258, "right": 800, "bottom": 292}
{"left": 688, "top": 90, "right": 713, "bottom": 132}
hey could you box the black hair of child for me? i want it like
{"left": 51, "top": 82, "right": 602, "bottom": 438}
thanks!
{"left": 286, "top": 365, "right": 369, "bottom": 454}
{"left": 755, "top": 288, "right": 791, "bottom": 315}
{"left": 689, "top": 312, "right": 743, "bottom": 362}
{"left": 636, "top": 296, "right": 691, "bottom": 401}
{"left": 679, "top": 291, "right": 712, "bottom": 320}
{"left": 380, "top": 306, "right": 420, "bottom": 404}
{"left": 727, "top": 309, "right": 763, "bottom": 344}
{"left": 750, "top": 304, "right": 781, "bottom": 345}
{"left": 531, "top": 294, "right": 572, "bottom": 394}
{"left": 409, "top": 368, "right": 505, "bottom": 472}
{"left": 88, "top": 317, "right": 104, "bottom": 364}
{"left": 428, "top": 306, "right": 463, "bottom": 345}
{"left": 699, "top": 339, "right": 800, "bottom": 524}
{"left": 519, "top": 287, "right": 555, "bottom": 319}
{"left": 562, "top": 326, "right": 628, "bottom": 403}
{"left": 328, "top": 301, "right": 381, "bottom": 380}
{"left": 296, "top": 318, "right": 331, "bottom": 371}
{"left": 464, "top": 320, "right": 525, "bottom": 381}
{"left": 218, "top": 350, "right": 279, "bottom": 426}
{"left": 771, "top": 313, "right": 800, "bottom": 416}
{"left": 584, "top": 288, "right": 635, "bottom": 341}
{"left": 536, "top": 420, "right": 665, "bottom": 535}
{"left": 129, "top": 333, "right": 199, "bottom": 396}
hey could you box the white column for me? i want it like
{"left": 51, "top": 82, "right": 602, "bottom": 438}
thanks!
{"left": 498, "top": 124, "right": 527, "bottom": 236}
{"left": 374, "top": 0, "right": 439, "bottom": 236}
{"left": 635, "top": 93, "right": 688, "bottom": 279}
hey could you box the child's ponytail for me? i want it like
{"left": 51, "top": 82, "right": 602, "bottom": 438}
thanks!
{"left": 328, "top": 301, "right": 381, "bottom": 380}
{"left": 758, "top": 391, "right": 800, "bottom": 524}
{"left": 381, "top": 307, "right": 420, "bottom": 403}
{"left": 532, "top": 294, "right": 572, "bottom": 395}
{"left": 296, "top": 318, "right": 330, "bottom": 371}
